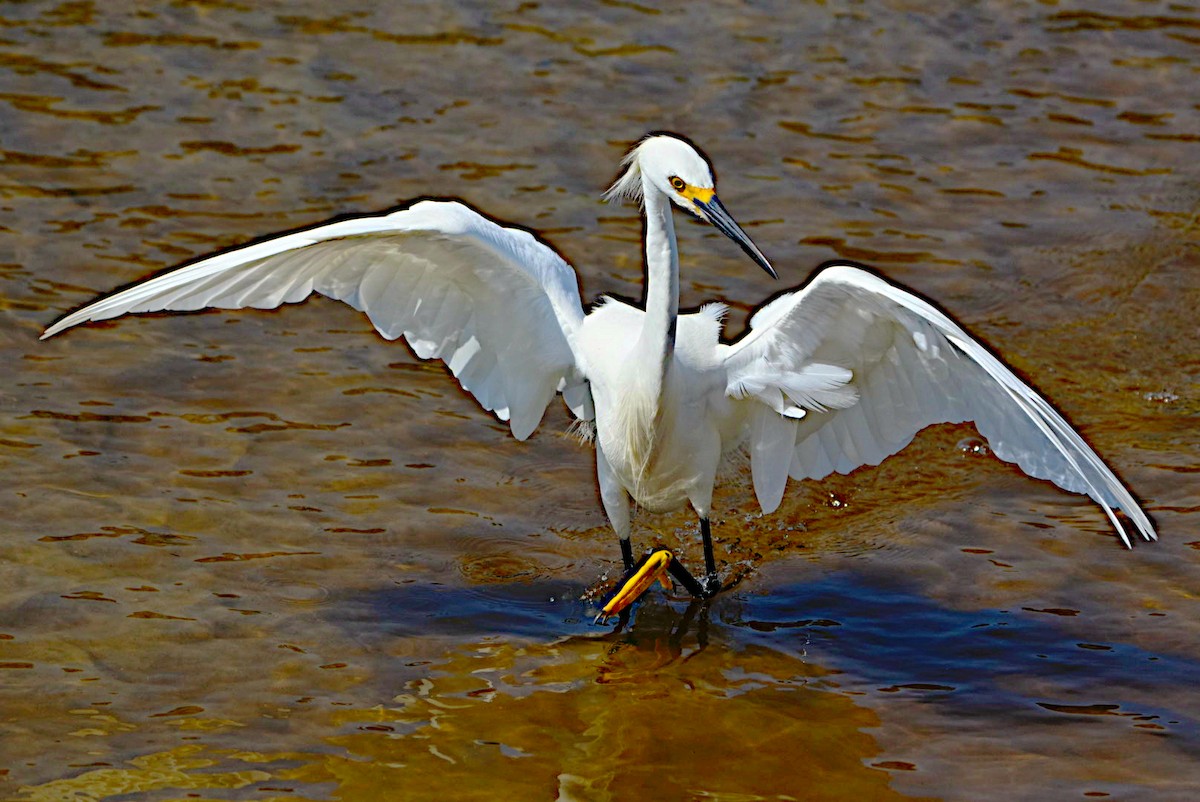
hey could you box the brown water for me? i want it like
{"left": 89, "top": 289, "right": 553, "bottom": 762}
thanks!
{"left": 2, "top": 1, "right": 1199, "bottom": 799}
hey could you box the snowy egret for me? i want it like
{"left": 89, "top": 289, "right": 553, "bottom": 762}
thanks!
{"left": 43, "top": 132, "right": 1156, "bottom": 613}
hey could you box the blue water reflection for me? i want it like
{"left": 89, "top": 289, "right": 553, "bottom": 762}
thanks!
{"left": 727, "top": 572, "right": 1200, "bottom": 733}
{"left": 355, "top": 568, "right": 1200, "bottom": 742}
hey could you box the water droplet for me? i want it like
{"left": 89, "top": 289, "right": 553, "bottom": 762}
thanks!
{"left": 957, "top": 436, "right": 990, "bottom": 456}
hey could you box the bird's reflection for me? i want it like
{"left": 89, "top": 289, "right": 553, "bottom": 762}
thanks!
{"left": 600, "top": 594, "right": 713, "bottom": 660}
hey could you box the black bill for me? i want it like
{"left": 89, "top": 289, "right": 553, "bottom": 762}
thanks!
{"left": 696, "top": 195, "right": 777, "bottom": 279}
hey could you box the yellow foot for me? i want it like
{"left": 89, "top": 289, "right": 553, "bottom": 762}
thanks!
{"left": 595, "top": 549, "right": 673, "bottom": 623}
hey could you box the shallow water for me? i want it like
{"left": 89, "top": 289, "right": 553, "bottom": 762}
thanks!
{"left": 2, "top": 0, "right": 1199, "bottom": 799}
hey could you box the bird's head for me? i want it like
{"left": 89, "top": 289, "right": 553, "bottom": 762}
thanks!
{"left": 605, "top": 132, "right": 776, "bottom": 278}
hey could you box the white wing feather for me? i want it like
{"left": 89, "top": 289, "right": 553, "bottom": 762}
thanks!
{"left": 725, "top": 264, "right": 1155, "bottom": 546}
{"left": 43, "top": 200, "right": 591, "bottom": 440}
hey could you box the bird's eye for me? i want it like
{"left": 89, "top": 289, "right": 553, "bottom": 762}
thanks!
{"left": 669, "top": 176, "right": 686, "bottom": 191}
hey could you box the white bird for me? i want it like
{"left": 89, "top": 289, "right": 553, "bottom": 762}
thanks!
{"left": 43, "top": 132, "right": 1156, "bottom": 607}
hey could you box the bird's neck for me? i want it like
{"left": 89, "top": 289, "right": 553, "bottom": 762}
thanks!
{"left": 639, "top": 188, "right": 679, "bottom": 367}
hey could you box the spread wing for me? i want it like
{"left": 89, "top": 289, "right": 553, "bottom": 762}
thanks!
{"left": 43, "top": 199, "right": 592, "bottom": 440}
{"left": 724, "top": 264, "right": 1155, "bottom": 546}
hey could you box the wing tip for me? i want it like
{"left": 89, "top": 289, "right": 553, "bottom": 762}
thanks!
{"left": 1111, "top": 504, "right": 1157, "bottom": 548}
{"left": 41, "top": 319, "right": 72, "bottom": 340}
{"left": 43, "top": 308, "right": 106, "bottom": 339}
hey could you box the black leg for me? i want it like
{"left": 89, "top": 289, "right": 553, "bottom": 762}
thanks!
{"left": 668, "top": 555, "right": 723, "bottom": 599}
{"left": 700, "top": 518, "right": 716, "bottom": 576}
{"left": 700, "top": 518, "right": 720, "bottom": 595}
{"left": 620, "top": 538, "right": 634, "bottom": 571}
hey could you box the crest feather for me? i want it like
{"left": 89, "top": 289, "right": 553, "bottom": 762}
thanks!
{"left": 603, "top": 144, "right": 644, "bottom": 205}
